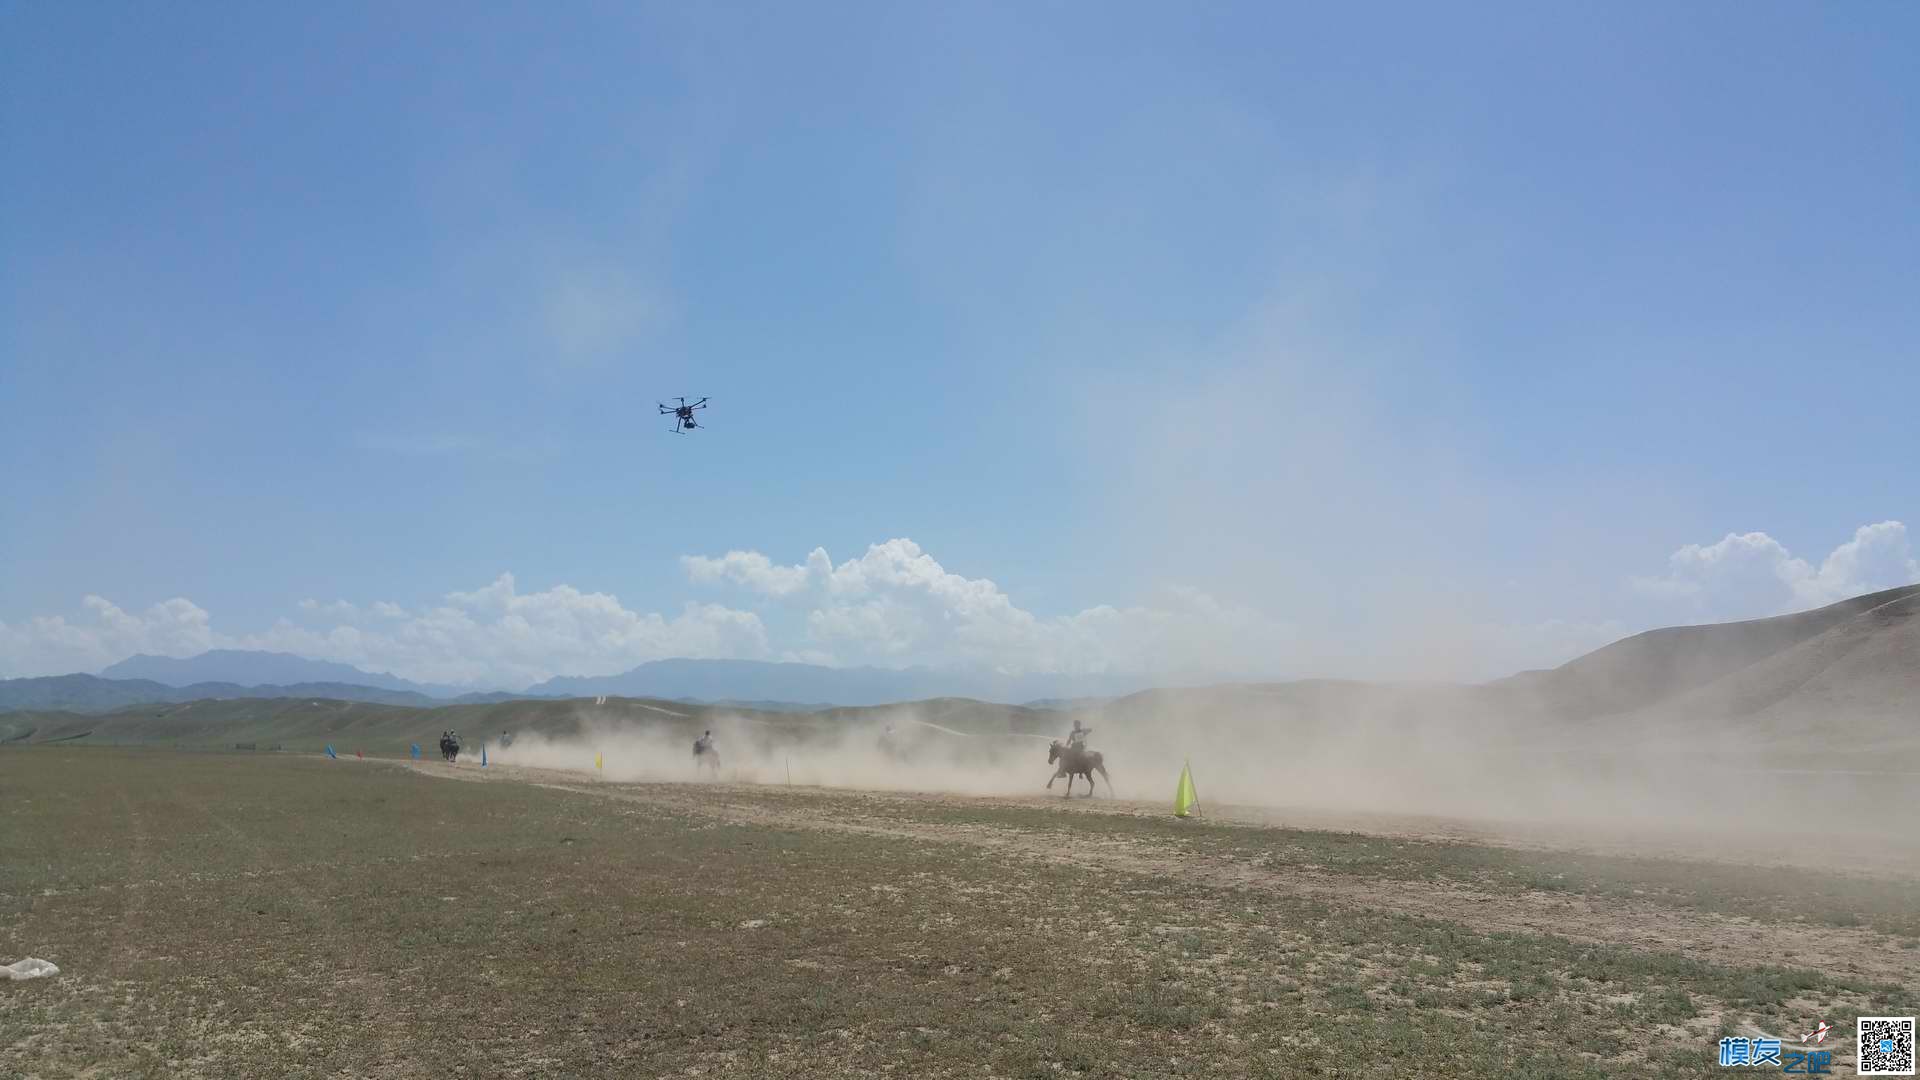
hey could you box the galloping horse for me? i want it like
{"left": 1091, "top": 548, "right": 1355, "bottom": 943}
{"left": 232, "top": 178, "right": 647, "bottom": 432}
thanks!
{"left": 1047, "top": 740, "right": 1111, "bottom": 798}
{"left": 693, "top": 740, "right": 721, "bottom": 777}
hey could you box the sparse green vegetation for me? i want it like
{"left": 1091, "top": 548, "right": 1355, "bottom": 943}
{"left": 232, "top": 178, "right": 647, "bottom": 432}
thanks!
{"left": 712, "top": 786, "right": 1920, "bottom": 938}
{"left": 1, "top": 747, "right": 1909, "bottom": 1078}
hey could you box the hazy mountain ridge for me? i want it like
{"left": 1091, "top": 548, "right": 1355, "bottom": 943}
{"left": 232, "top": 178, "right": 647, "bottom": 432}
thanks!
{"left": 0, "top": 673, "right": 514, "bottom": 713}
{"left": 95, "top": 651, "right": 1175, "bottom": 707}
{"left": 12, "top": 588, "right": 1916, "bottom": 755}
{"left": 102, "top": 650, "right": 472, "bottom": 697}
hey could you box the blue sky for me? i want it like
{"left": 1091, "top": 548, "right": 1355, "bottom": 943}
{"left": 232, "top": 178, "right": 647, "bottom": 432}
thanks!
{"left": 3, "top": 2, "right": 1916, "bottom": 687}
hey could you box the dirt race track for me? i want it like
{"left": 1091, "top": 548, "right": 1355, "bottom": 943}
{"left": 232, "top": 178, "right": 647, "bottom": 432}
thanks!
{"left": 3, "top": 748, "right": 1914, "bottom": 1079}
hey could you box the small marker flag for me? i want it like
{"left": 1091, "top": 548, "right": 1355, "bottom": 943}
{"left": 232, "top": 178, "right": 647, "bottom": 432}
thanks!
{"left": 325, "top": 745, "right": 337, "bottom": 760}
{"left": 410, "top": 743, "right": 422, "bottom": 762}
{"left": 594, "top": 751, "right": 603, "bottom": 771}
{"left": 356, "top": 749, "right": 363, "bottom": 759}
{"left": 481, "top": 745, "right": 488, "bottom": 767}
{"left": 1174, "top": 761, "right": 1198, "bottom": 818}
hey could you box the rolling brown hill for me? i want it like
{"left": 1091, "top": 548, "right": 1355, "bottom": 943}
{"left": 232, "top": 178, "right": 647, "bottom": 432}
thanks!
{"left": 1603, "top": 585, "right": 1920, "bottom": 752}
{"left": 1074, "top": 586, "right": 1920, "bottom": 767}
{"left": 1494, "top": 584, "right": 1920, "bottom": 723}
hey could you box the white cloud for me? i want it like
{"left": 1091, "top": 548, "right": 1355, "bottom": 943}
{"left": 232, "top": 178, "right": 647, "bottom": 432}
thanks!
{"left": 1633, "top": 521, "right": 1919, "bottom": 618}
{"left": 683, "top": 539, "right": 1297, "bottom": 676}
{"left": 1793, "top": 521, "right": 1920, "bottom": 606}
{"left": 681, "top": 549, "right": 817, "bottom": 597}
{"left": 1, "top": 576, "right": 768, "bottom": 688}
{"left": 33, "top": 527, "right": 1900, "bottom": 689}
{"left": 249, "top": 574, "right": 769, "bottom": 687}
{"left": 298, "top": 598, "right": 360, "bottom": 620}
{"left": 0, "top": 595, "right": 221, "bottom": 678}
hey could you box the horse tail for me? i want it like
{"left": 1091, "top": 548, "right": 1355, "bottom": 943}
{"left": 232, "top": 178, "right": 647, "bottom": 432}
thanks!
{"left": 1095, "top": 762, "right": 1112, "bottom": 797}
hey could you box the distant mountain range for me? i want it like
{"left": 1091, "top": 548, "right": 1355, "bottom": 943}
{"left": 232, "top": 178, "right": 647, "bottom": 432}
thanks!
{"left": 526, "top": 659, "right": 1164, "bottom": 707}
{"left": 0, "top": 673, "right": 521, "bottom": 713}
{"left": 19, "top": 585, "right": 1918, "bottom": 727}
{"left": 5, "top": 653, "right": 1168, "bottom": 713}
{"left": 95, "top": 650, "right": 1170, "bottom": 706}
{"left": 102, "top": 650, "right": 470, "bottom": 697}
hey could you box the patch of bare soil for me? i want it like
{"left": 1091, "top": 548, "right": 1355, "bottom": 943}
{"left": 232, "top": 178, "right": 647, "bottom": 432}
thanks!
{"left": 396, "top": 761, "right": 1919, "bottom": 990}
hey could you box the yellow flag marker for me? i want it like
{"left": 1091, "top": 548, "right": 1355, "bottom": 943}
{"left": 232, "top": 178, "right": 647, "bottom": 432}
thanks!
{"left": 594, "top": 751, "right": 603, "bottom": 772}
{"left": 1174, "top": 761, "right": 1199, "bottom": 818}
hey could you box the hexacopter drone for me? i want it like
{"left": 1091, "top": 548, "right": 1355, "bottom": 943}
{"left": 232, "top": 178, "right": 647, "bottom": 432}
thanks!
{"left": 659, "top": 396, "right": 709, "bottom": 434}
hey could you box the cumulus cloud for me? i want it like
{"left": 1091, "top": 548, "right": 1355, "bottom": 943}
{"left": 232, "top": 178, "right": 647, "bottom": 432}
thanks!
{"left": 681, "top": 549, "right": 818, "bottom": 597}
{"left": 298, "top": 598, "right": 360, "bottom": 620}
{"left": 251, "top": 574, "right": 769, "bottom": 688}
{"left": 1633, "top": 521, "right": 1920, "bottom": 618}
{"left": 18, "top": 529, "right": 1900, "bottom": 689}
{"left": 0, "top": 595, "right": 221, "bottom": 678}
{"left": 682, "top": 539, "right": 1296, "bottom": 676}
{"left": 1, "top": 576, "right": 769, "bottom": 688}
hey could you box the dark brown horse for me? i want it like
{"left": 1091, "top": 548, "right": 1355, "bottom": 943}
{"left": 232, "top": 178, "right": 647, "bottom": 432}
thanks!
{"left": 1047, "top": 741, "right": 1111, "bottom": 797}
{"left": 693, "top": 742, "right": 721, "bottom": 777}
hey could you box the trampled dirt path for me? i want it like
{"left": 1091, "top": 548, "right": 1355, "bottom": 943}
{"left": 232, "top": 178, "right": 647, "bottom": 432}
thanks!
{"left": 395, "top": 759, "right": 1920, "bottom": 991}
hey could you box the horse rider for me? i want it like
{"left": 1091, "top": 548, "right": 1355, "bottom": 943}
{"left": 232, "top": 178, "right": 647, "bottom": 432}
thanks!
{"left": 1066, "top": 718, "right": 1092, "bottom": 750}
{"left": 694, "top": 729, "right": 714, "bottom": 756}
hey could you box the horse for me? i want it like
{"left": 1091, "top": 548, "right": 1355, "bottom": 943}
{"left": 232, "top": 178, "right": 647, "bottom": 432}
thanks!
{"left": 693, "top": 741, "right": 721, "bottom": 777}
{"left": 1047, "top": 740, "right": 1111, "bottom": 798}
{"left": 439, "top": 735, "right": 460, "bottom": 763}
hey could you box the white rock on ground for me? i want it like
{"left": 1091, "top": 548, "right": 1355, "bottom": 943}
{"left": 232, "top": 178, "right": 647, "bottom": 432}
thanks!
{"left": 4, "top": 958, "right": 60, "bottom": 980}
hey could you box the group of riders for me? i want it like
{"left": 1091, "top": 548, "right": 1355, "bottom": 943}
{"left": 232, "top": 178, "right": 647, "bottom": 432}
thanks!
{"left": 428, "top": 721, "right": 1097, "bottom": 788}
{"left": 437, "top": 730, "right": 512, "bottom": 763}
{"left": 428, "top": 727, "right": 720, "bottom": 772}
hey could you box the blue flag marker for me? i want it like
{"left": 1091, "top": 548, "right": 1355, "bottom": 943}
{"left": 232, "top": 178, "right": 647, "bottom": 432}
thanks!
{"left": 325, "top": 745, "right": 337, "bottom": 759}
{"left": 481, "top": 745, "right": 488, "bottom": 768}
{"left": 410, "top": 743, "right": 421, "bottom": 761}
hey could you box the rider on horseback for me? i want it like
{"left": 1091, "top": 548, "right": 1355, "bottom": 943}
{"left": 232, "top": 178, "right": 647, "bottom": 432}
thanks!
{"left": 694, "top": 730, "right": 714, "bottom": 756}
{"left": 1066, "top": 718, "right": 1092, "bottom": 750}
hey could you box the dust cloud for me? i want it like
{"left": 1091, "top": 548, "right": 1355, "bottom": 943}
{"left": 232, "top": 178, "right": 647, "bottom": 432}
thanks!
{"left": 467, "top": 649, "right": 1919, "bottom": 876}
{"left": 479, "top": 702, "right": 1059, "bottom": 797}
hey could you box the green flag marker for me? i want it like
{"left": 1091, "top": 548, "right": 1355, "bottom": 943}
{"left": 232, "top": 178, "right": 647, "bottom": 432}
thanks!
{"left": 1174, "top": 761, "right": 1198, "bottom": 818}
